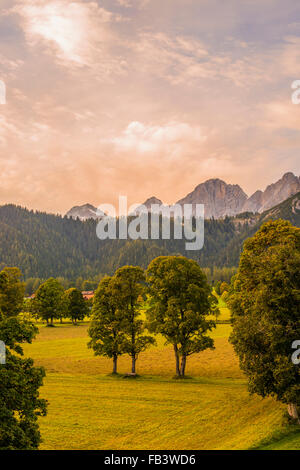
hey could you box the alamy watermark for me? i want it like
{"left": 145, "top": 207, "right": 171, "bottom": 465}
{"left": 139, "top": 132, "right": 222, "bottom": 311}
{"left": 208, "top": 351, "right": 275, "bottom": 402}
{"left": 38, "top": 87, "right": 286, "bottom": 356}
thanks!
{"left": 291, "top": 80, "right": 300, "bottom": 104}
{"left": 291, "top": 340, "right": 300, "bottom": 365}
{"left": 0, "top": 80, "right": 6, "bottom": 105}
{"left": 0, "top": 341, "right": 5, "bottom": 365}
{"left": 95, "top": 197, "right": 204, "bottom": 251}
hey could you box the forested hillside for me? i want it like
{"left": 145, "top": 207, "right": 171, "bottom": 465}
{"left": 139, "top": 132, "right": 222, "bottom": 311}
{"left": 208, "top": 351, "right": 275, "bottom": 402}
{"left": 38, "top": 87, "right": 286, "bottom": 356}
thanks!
{"left": 0, "top": 192, "right": 299, "bottom": 280}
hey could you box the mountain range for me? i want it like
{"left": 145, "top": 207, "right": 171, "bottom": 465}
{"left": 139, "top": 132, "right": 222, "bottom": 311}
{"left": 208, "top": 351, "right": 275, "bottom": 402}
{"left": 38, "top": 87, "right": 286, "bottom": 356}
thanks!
{"left": 66, "top": 172, "right": 300, "bottom": 220}
{"left": 0, "top": 190, "right": 299, "bottom": 279}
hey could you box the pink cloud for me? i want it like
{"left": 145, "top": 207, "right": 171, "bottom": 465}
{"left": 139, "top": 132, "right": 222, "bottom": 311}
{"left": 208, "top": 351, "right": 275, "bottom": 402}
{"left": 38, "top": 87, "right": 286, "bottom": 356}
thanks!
{"left": 11, "top": 0, "right": 123, "bottom": 74}
{"left": 106, "top": 121, "right": 207, "bottom": 155}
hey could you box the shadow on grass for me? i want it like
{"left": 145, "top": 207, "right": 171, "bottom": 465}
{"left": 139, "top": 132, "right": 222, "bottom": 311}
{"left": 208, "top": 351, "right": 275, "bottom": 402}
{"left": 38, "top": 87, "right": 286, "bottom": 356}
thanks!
{"left": 106, "top": 372, "right": 142, "bottom": 380}
{"left": 250, "top": 417, "right": 300, "bottom": 450}
{"left": 172, "top": 375, "right": 195, "bottom": 380}
{"left": 122, "top": 373, "right": 141, "bottom": 379}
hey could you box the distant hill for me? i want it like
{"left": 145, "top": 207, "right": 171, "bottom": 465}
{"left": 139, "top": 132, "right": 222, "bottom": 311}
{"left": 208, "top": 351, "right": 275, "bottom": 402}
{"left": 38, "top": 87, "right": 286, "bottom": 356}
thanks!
{"left": 66, "top": 204, "right": 105, "bottom": 221}
{"left": 0, "top": 192, "right": 299, "bottom": 279}
{"left": 259, "top": 191, "right": 300, "bottom": 226}
{"left": 218, "top": 191, "right": 300, "bottom": 266}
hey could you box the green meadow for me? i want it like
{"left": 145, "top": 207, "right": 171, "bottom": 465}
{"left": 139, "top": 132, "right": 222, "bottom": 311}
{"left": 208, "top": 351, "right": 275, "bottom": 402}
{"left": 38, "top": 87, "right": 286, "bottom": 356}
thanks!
{"left": 22, "top": 301, "right": 300, "bottom": 450}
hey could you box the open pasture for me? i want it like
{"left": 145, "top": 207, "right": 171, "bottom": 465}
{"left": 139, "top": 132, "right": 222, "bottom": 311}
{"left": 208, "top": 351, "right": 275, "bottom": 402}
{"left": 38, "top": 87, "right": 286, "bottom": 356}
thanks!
{"left": 23, "top": 321, "right": 300, "bottom": 450}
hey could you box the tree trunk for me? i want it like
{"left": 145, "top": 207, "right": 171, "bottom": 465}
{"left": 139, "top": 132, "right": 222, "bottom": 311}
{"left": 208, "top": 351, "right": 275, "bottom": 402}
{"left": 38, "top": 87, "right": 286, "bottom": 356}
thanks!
{"left": 174, "top": 345, "right": 181, "bottom": 376}
{"left": 288, "top": 403, "right": 300, "bottom": 424}
{"left": 113, "top": 355, "right": 118, "bottom": 374}
{"left": 180, "top": 355, "right": 187, "bottom": 377}
{"left": 51, "top": 317, "right": 54, "bottom": 325}
{"left": 131, "top": 355, "right": 136, "bottom": 374}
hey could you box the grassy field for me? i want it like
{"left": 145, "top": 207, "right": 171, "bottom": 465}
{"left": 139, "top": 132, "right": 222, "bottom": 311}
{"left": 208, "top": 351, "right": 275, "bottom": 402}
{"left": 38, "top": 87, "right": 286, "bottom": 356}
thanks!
{"left": 213, "top": 292, "right": 231, "bottom": 322}
{"left": 22, "top": 314, "right": 300, "bottom": 450}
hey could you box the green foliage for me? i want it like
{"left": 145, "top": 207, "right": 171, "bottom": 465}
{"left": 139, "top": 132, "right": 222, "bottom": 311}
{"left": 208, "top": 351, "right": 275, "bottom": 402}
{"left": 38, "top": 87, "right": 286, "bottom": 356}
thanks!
{"left": 25, "top": 275, "right": 102, "bottom": 297}
{"left": 0, "top": 268, "right": 47, "bottom": 449}
{"left": 229, "top": 219, "right": 300, "bottom": 419}
{"left": 214, "top": 281, "right": 222, "bottom": 296}
{"left": 221, "top": 290, "right": 229, "bottom": 302}
{"left": 25, "top": 277, "right": 44, "bottom": 296}
{"left": 0, "top": 351, "right": 47, "bottom": 450}
{"left": 32, "top": 278, "right": 66, "bottom": 325}
{"left": 88, "top": 276, "right": 127, "bottom": 373}
{"left": 0, "top": 267, "right": 25, "bottom": 317}
{"left": 82, "top": 280, "right": 97, "bottom": 291}
{"left": 88, "top": 268, "right": 155, "bottom": 374}
{"left": 113, "top": 266, "right": 156, "bottom": 374}
{"left": 65, "top": 288, "right": 88, "bottom": 324}
{"left": 204, "top": 267, "right": 238, "bottom": 285}
{"left": 146, "top": 256, "right": 216, "bottom": 377}
{"left": 220, "top": 281, "right": 229, "bottom": 295}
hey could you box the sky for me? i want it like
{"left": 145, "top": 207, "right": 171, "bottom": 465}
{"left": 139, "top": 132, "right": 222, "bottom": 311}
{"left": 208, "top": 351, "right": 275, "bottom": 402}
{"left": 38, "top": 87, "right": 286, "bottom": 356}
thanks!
{"left": 0, "top": 0, "right": 300, "bottom": 214}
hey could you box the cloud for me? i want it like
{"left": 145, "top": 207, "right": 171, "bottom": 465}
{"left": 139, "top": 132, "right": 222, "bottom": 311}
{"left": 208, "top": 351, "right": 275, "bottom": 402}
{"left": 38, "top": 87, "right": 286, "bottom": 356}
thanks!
{"left": 278, "top": 36, "right": 300, "bottom": 77}
{"left": 11, "top": 0, "right": 123, "bottom": 73}
{"left": 116, "top": 0, "right": 132, "bottom": 7}
{"left": 0, "top": 0, "right": 299, "bottom": 213}
{"left": 134, "top": 32, "right": 269, "bottom": 87}
{"left": 261, "top": 100, "right": 300, "bottom": 132}
{"left": 0, "top": 115, "right": 20, "bottom": 145}
{"left": 105, "top": 121, "right": 207, "bottom": 156}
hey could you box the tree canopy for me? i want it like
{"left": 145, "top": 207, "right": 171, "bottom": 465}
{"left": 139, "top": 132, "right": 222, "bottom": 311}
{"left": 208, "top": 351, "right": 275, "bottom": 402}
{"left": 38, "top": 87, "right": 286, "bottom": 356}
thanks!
{"left": 0, "top": 268, "right": 47, "bottom": 449}
{"left": 65, "top": 288, "right": 88, "bottom": 324}
{"left": 88, "top": 276, "right": 127, "bottom": 374}
{"left": 0, "top": 267, "right": 25, "bottom": 318}
{"left": 113, "top": 266, "right": 155, "bottom": 374}
{"left": 146, "top": 256, "right": 217, "bottom": 377}
{"left": 32, "top": 278, "right": 66, "bottom": 325}
{"left": 229, "top": 219, "right": 300, "bottom": 422}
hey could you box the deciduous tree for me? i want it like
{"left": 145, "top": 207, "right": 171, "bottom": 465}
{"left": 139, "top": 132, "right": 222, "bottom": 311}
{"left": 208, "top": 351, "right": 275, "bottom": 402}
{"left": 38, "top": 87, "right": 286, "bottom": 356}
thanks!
{"left": 32, "top": 278, "right": 66, "bottom": 326}
{"left": 220, "top": 281, "right": 229, "bottom": 295}
{"left": 229, "top": 220, "right": 300, "bottom": 422}
{"left": 65, "top": 288, "right": 88, "bottom": 324}
{"left": 113, "top": 266, "right": 155, "bottom": 374}
{"left": 88, "top": 276, "right": 126, "bottom": 374}
{"left": 0, "top": 267, "right": 25, "bottom": 317}
{"left": 0, "top": 268, "right": 47, "bottom": 449}
{"left": 146, "top": 256, "right": 216, "bottom": 377}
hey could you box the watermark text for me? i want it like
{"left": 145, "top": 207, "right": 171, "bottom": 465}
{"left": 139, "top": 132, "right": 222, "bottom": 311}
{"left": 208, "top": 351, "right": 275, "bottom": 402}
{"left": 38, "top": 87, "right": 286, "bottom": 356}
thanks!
{"left": 291, "top": 80, "right": 300, "bottom": 104}
{"left": 0, "top": 80, "right": 6, "bottom": 105}
{"left": 291, "top": 340, "right": 300, "bottom": 365}
{"left": 96, "top": 197, "right": 204, "bottom": 251}
{"left": 0, "top": 341, "right": 6, "bottom": 364}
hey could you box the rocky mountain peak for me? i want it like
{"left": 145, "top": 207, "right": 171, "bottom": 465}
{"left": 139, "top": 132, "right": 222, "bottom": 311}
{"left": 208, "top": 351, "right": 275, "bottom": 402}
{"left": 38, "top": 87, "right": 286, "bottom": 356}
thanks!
{"left": 65, "top": 204, "right": 105, "bottom": 221}
{"left": 176, "top": 178, "right": 248, "bottom": 219}
{"left": 244, "top": 172, "right": 300, "bottom": 213}
{"left": 142, "top": 197, "right": 163, "bottom": 208}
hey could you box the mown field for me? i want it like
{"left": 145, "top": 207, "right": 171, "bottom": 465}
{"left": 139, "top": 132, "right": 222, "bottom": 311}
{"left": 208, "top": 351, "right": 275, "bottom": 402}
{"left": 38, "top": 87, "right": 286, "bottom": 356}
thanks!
{"left": 22, "top": 296, "right": 300, "bottom": 450}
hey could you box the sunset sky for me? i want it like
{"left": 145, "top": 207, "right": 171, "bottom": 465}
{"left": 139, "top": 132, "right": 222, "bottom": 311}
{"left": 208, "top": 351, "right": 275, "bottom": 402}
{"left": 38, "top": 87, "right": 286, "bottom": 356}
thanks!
{"left": 0, "top": 0, "right": 300, "bottom": 214}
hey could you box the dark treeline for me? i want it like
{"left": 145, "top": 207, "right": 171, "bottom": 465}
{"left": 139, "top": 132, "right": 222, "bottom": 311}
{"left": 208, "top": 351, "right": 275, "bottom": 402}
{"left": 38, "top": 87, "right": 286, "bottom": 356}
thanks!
{"left": 24, "top": 275, "right": 102, "bottom": 296}
{"left": 0, "top": 193, "right": 299, "bottom": 283}
{"left": 24, "top": 267, "right": 236, "bottom": 296}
